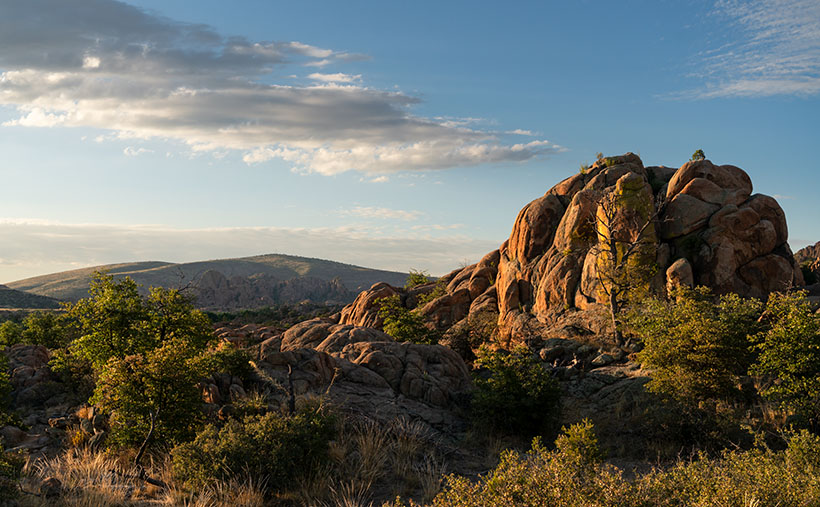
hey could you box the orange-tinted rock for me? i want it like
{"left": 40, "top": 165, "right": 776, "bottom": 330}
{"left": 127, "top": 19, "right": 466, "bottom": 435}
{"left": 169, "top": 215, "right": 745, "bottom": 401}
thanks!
{"left": 339, "top": 282, "right": 400, "bottom": 328}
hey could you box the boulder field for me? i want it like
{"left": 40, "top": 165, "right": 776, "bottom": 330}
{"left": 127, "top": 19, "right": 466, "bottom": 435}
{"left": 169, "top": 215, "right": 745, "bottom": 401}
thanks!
{"left": 238, "top": 153, "right": 806, "bottom": 443}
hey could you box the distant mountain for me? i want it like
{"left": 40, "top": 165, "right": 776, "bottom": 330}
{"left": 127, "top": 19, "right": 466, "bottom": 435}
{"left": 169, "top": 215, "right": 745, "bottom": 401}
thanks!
{"left": 0, "top": 285, "right": 62, "bottom": 310}
{"left": 6, "top": 254, "right": 409, "bottom": 309}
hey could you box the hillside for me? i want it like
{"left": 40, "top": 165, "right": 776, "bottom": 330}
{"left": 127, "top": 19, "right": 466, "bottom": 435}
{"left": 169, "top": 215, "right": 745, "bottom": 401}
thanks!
{"left": 0, "top": 285, "right": 61, "bottom": 310}
{"left": 6, "top": 253, "right": 409, "bottom": 307}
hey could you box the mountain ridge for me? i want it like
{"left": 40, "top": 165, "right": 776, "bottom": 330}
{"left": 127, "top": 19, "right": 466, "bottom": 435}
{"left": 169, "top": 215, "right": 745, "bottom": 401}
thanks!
{"left": 7, "top": 253, "right": 410, "bottom": 306}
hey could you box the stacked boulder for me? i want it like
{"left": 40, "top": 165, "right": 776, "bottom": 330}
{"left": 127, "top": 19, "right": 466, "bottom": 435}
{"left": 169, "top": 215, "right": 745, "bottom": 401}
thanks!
{"left": 340, "top": 153, "right": 802, "bottom": 343}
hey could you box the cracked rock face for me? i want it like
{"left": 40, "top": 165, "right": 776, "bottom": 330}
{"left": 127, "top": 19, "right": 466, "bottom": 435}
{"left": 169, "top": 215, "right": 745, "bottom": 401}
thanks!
{"left": 495, "top": 154, "right": 803, "bottom": 327}
{"left": 334, "top": 153, "right": 802, "bottom": 344}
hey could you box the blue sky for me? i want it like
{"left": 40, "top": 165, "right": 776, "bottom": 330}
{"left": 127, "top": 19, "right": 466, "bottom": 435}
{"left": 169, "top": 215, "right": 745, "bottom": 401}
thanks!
{"left": 1, "top": 0, "right": 818, "bottom": 282}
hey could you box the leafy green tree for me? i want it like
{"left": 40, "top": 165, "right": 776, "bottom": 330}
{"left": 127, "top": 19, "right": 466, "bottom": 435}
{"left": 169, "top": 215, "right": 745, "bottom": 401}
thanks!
{"left": 751, "top": 291, "right": 820, "bottom": 426}
{"left": 0, "top": 321, "right": 22, "bottom": 347}
{"left": 377, "top": 295, "right": 440, "bottom": 345}
{"left": 92, "top": 339, "right": 205, "bottom": 448}
{"left": 67, "top": 271, "right": 211, "bottom": 370}
{"left": 691, "top": 149, "right": 706, "bottom": 161}
{"left": 471, "top": 345, "right": 561, "bottom": 437}
{"left": 21, "top": 311, "right": 74, "bottom": 349}
{"left": 632, "top": 287, "right": 763, "bottom": 408}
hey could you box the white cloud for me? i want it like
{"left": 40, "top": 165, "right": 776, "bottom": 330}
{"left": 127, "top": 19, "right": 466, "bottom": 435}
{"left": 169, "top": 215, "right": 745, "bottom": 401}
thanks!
{"left": 123, "top": 146, "right": 153, "bottom": 157}
{"left": 685, "top": 0, "right": 820, "bottom": 98}
{"left": 307, "top": 72, "right": 361, "bottom": 83}
{"left": 0, "top": 220, "right": 499, "bottom": 282}
{"left": 340, "top": 206, "right": 422, "bottom": 221}
{"left": 0, "top": 0, "right": 561, "bottom": 175}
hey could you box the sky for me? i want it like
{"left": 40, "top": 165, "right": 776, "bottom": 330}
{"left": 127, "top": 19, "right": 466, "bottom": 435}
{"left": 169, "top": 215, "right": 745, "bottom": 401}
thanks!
{"left": 1, "top": 0, "right": 819, "bottom": 283}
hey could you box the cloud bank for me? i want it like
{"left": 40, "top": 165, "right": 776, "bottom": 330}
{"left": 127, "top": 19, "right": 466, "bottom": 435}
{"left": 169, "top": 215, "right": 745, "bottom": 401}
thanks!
{"left": 0, "top": 220, "right": 499, "bottom": 283}
{"left": 0, "top": 0, "right": 560, "bottom": 174}
{"left": 687, "top": 0, "right": 820, "bottom": 98}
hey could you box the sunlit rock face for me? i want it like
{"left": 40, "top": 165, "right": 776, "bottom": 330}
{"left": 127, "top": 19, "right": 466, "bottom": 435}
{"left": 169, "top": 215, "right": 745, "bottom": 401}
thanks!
{"left": 330, "top": 152, "right": 802, "bottom": 344}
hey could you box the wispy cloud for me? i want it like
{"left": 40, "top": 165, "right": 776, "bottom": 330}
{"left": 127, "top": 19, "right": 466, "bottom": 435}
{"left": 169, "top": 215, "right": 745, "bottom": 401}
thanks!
{"left": 0, "top": 0, "right": 561, "bottom": 175}
{"left": 683, "top": 0, "right": 820, "bottom": 98}
{"left": 0, "top": 220, "right": 498, "bottom": 282}
{"left": 307, "top": 72, "right": 361, "bottom": 83}
{"left": 123, "top": 146, "right": 153, "bottom": 157}
{"left": 339, "top": 206, "right": 422, "bottom": 221}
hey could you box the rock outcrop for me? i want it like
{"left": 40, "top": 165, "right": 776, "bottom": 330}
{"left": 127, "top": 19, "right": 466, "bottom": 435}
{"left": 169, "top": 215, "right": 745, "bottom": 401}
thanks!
{"left": 252, "top": 323, "right": 472, "bottom": 432}
{"left": 340, "top": 154, "right": 801, "bottom": 345}
{"left": 194, "top": 270, "right": 350, "bottom": 310}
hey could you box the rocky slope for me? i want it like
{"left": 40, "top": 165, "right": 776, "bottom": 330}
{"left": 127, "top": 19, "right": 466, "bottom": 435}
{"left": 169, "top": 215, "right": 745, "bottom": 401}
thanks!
{"left": 262, "top": 153, "right": 805, "bottom": 449}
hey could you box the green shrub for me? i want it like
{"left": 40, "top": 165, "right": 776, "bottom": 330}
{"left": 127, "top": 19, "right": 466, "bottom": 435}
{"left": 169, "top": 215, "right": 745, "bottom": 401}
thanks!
{"left": 431, "top": 422, "right": 628, "bottom": 507}
{"left": 426, "top": 424, "right": 820, "bottom": 507}
{"left": 198, "top": 342, "right": 254, "bottom": 384}
{"left": 471, "top": 345, "right": 560, "bottom": 438}
{"left": 49, "top": 348, "right": 95, "bottom": 400}
{"left": 92, "top": 339, "right": 206, "bottom": 447}
{"left": 417, "top": 279, "right": 446, "bottom": 306}
{"left": 0, "top": 451, "right": 24, "bottom": 501}
{"left": 751, "top": 291, "right": 820, "bottom": 426}
{"left": 630, "top": 286, "right": 763, "bottom": 408}
{"left": 405, "top": 269, "right": 432, "bottom": 289}
{"left": 378, "top": 295, "right": 440, "bottom": 345}
{"left": 171, "top": 407, "right": 336, "bottom": 492}
{"left": 20, "top": 311, "right": 74, "bottom": 349}
{"left": 691, "top": 149, "right": 705, "bottom": 161}
{"left": 0, "top": 321, "right": 22, "bottom": 347}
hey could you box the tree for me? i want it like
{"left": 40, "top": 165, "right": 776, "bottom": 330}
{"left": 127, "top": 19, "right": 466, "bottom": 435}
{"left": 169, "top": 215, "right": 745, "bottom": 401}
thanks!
{"left": 92, "top": 339, "right": 205, "bottom": 450}
{"left": 67, "top": 271, "right": 211, "bottom": 370}
{"left": 471, "top": 345, "right": 561, "bottom": 437}
{"left": 690, "top": 149, "right": 705, "bottom": 161}
{"left": 590, "top": 185, "right": 660, "bottom": 344}
{"left": 632, "top": 287, "right": 763, "bottom": 409}
{"left": 21, "top": 311, "right": 74, "bottom": 349}
{"left": 0, "top": 321, "right": 22, "bottom": 347}
{"left": 751, "top": 291, "right": 820, "bottom": 427}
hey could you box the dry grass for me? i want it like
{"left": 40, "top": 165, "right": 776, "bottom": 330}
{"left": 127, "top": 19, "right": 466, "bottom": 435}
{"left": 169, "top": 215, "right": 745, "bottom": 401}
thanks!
{"left": 18, "top": 448, "right": 268, "bottom": 507}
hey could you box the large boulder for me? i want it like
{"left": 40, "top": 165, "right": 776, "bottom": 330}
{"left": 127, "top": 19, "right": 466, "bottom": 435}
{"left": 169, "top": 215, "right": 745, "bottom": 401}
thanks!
{"left": 492, "top": 153, "right": 801, "bottom": 336}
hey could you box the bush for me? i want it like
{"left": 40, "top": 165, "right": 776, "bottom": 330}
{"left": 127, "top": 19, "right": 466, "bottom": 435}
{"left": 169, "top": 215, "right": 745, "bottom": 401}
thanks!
{"left": 691, "top": 149, "right": 705, "bottom": 161}
{"left": 378, "top": 295, "right": 440, "bottom": 345}
{"left": 21, "top": 311, "right": 74, "bottom": 349}
{"left": 431, "top": 422, "right": 626, "bottom": 507}
{"left": 171, "top": 407, "right": 336, "bottom": 492}
{"left": 198, "top": 342, "right": 254, "bottom": 384}
{"left": 630, "top": 286, "right": 763, "bottom": 408}
{"left": 405, "top": 269, "right": 432, "bottom": 289}
{"left": 0, "top": 451, "right": 24, "bottom": 501}
{"left": 471, "top": 345, "right": 560, "bottom": 438}
{"left": 0, "top": 321, "right": 22, "bottom": 347}
{"left": 92, "top": 339, "right": 206, "bottom": 447}
{"left": 425, "top": 423, "right": 820, "bottom": 507}
{"left": 67, "top": 271, "right": 212, "bottom": 370}
{"left": 751, "top": 291, "right": 820, "bottom": 426}
{"left": 49, "top": 348, "right": 95, "bottom": 400}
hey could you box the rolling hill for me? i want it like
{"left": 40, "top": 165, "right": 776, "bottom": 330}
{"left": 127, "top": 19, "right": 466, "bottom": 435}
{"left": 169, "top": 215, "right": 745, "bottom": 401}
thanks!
{"left": 0, "top": 284, "right": 62, "bottom": 310}
{"left": 7, "top": 254, "right": 410, "bottom": 308}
